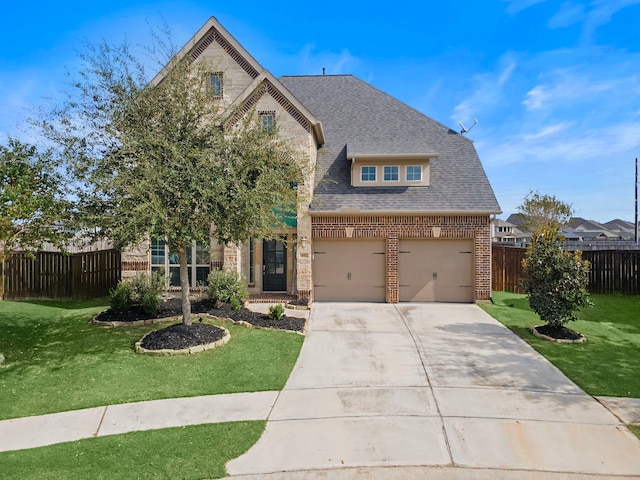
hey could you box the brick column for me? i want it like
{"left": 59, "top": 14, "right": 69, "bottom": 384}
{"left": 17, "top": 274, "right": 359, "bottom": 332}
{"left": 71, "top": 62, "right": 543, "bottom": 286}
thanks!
{"left": 386, "top": 231, "right": 399, "bottom": 303}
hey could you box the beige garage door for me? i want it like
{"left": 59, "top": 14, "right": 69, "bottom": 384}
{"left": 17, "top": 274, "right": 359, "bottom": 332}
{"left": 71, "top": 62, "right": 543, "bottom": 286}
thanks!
{"left": 313, "top": 239, "right": 386, "bottom": 302}
{"left": 399, "top": 239, "right": 474, "bottom": 302}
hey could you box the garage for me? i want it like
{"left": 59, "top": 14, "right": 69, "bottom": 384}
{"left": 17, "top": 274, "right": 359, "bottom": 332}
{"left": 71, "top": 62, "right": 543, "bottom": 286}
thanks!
{"left": 312, "top": 239, "right": 386, "bottom": 301}
{"left": 399, "top": 239, "right": 474, "bottom": 302}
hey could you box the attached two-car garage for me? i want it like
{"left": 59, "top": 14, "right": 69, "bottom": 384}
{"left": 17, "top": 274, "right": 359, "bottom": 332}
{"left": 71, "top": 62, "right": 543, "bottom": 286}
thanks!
{"left": 312, "top": 238, "right": 474, "bottom": 302}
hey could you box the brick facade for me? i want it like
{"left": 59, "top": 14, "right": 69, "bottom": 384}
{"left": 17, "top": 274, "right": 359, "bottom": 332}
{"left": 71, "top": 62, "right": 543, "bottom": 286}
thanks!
{"left": 311, "top": 214, "right": 492, "bottom": 303}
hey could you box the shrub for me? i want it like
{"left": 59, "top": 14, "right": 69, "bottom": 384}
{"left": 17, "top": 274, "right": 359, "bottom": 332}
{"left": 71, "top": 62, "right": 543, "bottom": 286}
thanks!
{"left": 109, "top": 271, "right": 166, "bottom": 315}
{"left": 207, "top": 270, "right": 249, "bottom": 307}
{"left": 268, "top": 303, "right": 285, "bottom": 321}
{"left": 131, "top": 271, "right": 166, "bottom": 315}
{"left": 110, "top": 281, "right": 133, "bottom": 313}
{"left": 522, "top": 223, "right": 591, "bottom": 328}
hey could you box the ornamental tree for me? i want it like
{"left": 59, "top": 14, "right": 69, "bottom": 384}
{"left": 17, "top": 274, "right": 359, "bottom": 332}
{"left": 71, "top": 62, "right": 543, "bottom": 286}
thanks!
{"left": 522, "top": 223, "right": 591, "bottom": 328}
{"left": 42, "top": 36, "right": 305, "bottom": 325}
{"left": 517, "top": 191, "right": 573, "bottom": 232}
{"left": 0, "top": 139, "right": 69, "bottom": 298}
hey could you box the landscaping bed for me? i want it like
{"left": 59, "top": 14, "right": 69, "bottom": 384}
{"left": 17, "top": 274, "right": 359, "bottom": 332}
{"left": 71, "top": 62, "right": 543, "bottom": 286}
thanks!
{"left": 94, "top": 297, "right": 306, "bottom": 332}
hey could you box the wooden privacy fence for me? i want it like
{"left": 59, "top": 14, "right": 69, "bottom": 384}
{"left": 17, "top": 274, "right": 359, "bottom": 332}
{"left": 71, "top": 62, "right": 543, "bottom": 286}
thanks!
{"left": 492, "top": 245, "right": 640, "bottom": 295}
{"left": 1, "top": 249, "right": 121, "bottom": 300}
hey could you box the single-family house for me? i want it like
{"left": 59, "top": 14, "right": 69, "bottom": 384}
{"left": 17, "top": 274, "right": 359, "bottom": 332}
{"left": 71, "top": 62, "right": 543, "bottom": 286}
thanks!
{"left": 122, "top": 17, "right": 501, "bottom": 303}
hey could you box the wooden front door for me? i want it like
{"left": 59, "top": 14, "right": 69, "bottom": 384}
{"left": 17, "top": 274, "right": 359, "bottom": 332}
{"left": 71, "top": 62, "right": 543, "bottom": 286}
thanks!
{"left": 263, "top": 239, "right": 287, "bottom": 292}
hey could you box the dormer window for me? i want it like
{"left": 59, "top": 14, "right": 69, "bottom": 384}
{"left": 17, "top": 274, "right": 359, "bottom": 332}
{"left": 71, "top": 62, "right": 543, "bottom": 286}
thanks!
{"left": 349, "top": 152, "right": 436, "bottom": 187}
{"left": 384, "top": 166, "right": 399, "bottom": 181}
{"left": 210, "top": 73, "right": 223, "bottom": 97}
{"left": 361, "top": 166, "right": 377, "bottom": 182}
{"left": 406, "top": 165, "right": 422, "bottom": 181}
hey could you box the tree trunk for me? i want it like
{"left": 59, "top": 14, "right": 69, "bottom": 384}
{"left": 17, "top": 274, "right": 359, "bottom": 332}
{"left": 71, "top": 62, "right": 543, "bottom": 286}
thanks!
{"left": 177, "top": 242, "right": 191, "bottom": 326}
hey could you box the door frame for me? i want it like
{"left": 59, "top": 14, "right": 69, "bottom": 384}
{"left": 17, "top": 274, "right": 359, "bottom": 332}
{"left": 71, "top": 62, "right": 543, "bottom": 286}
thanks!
{"left": 262, "top": 237, "right": 287, "bottom": 292}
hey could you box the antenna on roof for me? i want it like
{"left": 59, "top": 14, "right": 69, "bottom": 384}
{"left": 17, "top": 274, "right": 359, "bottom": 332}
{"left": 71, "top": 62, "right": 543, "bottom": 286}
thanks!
{"left": 458, "top": 118, "right": 478, "bottom": 135}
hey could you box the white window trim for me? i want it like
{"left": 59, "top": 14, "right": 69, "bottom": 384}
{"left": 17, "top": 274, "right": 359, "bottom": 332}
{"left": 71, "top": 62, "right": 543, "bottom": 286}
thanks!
{"left": 405, "top": 165, "right": 422, "bottom": 182}
{"left": 383, "top": 165, "right": 399, "bottom": 182}
{"left": 361, "top": 165, "right": 377, "bottom": 182}
{"left": 150, "top": 239, "right": 210, "bottom": 287}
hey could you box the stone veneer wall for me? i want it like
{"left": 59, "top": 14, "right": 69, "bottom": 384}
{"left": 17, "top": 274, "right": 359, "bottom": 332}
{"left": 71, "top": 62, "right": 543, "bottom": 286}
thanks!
{"left": 311, "top": 215, "right": 492, "bottom": 303}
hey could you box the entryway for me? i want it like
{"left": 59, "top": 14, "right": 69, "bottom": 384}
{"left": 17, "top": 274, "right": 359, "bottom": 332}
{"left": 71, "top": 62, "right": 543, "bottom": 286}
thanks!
{"left": 262, "top": 239, "right": 287, "bottom": 292}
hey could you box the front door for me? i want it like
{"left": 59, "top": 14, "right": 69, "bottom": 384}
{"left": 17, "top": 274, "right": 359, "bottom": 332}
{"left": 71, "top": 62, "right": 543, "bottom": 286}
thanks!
{"left": 263, "top": 239, "right": 287, "bottom": 291}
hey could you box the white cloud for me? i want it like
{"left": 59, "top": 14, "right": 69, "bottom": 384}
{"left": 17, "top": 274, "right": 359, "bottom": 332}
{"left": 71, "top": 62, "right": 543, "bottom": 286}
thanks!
{"left": 548, "top": 1, "right": 586, "bottom": 28}
{"left": 296, "top": 44, "right": 358, "bottom": 75}
{"left": 504, "top": 0, "right": 548, "bottom": 14}
{"left": 452, "top": 55, "right": 518, "bottom": 123}
{"left": 523, "top": 68, "right": 619, "bottom": 111}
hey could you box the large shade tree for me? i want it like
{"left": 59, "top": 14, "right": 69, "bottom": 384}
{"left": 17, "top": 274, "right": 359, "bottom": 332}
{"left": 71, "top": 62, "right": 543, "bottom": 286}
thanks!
{"left": 0, "top": 139, "right": 69, "bottom": 299}
{"left": 43, "top": 37, "right": 305, "bottom": 325}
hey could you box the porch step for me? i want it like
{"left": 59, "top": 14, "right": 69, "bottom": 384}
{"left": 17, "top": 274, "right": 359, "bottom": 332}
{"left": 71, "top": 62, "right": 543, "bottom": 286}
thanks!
{"left": 248, "top": 294, "right": 296, "bottom": 304}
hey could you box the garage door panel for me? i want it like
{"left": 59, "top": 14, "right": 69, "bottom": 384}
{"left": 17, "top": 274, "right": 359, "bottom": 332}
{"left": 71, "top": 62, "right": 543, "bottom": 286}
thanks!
{"left": 313, "top": 240, "right": 385, "bottom": 302}
{"left": 399, "top": 239, "right": 473, "bottom": 303}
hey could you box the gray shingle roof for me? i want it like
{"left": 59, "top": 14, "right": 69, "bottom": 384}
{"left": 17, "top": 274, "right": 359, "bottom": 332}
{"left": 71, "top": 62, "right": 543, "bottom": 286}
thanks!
{"left": 279, "top": 74, "right": 501, "bottom": 214}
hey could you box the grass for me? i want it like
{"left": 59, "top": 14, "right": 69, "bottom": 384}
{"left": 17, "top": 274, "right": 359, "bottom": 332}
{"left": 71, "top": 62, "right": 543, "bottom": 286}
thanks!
{"left": 481, "top": 292, "right": 640, "bottom": 398}
{"left": 0, "top": 421, "right": 265, "bottom": 480}
{"left": 0, "top": 298, "right": 303, "bottom": 420}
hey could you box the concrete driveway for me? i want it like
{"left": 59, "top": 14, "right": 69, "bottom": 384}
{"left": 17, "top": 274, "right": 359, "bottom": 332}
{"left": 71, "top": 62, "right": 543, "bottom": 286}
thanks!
{"left": 227, "top": 303, "right": 640, "bottom": 479}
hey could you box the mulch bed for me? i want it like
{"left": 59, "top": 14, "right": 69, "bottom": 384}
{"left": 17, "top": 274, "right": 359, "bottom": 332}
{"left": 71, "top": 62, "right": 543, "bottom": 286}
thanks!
{"left": 533, "top": 324, "right": 585, "bottom": 342}
{"left": 96, "top": 297, "right": 305, "bottom": 352}
{"left": 139, "top": 323, "right": 227, "bottom": 351}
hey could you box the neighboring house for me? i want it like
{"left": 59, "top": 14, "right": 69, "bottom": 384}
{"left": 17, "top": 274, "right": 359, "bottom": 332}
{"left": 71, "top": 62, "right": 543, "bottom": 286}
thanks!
{"left": 566, "top": 217, "right": 620, "bottom": 241}
{"left": 122, "top": 17, "right": 502, "bottom": 303}
{"left": 602, "top": 219, "right": 637, "bottom": 241}
{"left": 492, "top": 219, "right": 531, "bottom": 246}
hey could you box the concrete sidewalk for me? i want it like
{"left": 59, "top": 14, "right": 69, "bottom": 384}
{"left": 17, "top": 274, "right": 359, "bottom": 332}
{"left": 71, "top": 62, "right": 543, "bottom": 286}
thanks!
{"left": 227, "top": 303, "right": 640, "bottom": 479}
{"left": 0, "top": 391, "right": 278, "bottom": 453}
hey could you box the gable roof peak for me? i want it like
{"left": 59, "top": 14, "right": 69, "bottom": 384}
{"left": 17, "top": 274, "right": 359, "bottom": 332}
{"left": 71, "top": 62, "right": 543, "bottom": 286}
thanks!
{"left": 151, "top": 16, "right": 265, "bottom": 86}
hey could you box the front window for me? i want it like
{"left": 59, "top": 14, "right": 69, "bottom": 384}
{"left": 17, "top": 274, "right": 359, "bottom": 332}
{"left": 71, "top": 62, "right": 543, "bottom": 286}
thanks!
{"left": 406, "top": 165, "right": 422, "bottom": 181}
{"left": 151, "top": 239, "right": 210, "bottom": 287}
{"left": 210, "top": 73, "right": 223, "bottom": 97}
{"left": 361, "top": 166, "right": 376, "bottom": 182}
{"left": 384, "top": 166, "right": 399, "bottom": 181}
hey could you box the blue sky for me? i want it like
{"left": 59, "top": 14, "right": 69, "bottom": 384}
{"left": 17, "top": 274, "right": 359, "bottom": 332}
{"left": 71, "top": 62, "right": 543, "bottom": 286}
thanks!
{"left": 2, "top": 0, "right": 639, "bottom": 222}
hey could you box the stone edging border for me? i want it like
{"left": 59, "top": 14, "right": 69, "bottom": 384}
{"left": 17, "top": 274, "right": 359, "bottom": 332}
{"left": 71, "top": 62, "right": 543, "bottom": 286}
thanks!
{"left": 135, "top": 315, "right": 231, "bottom": 356}
{"left": 285, "top": 303, "right": 311, "bottom": 311}
{"left": 92, "top": 311, "right": 181, "bottom": 328}
{"left": 530, "top": 325, "right": 587, "bottom": 344}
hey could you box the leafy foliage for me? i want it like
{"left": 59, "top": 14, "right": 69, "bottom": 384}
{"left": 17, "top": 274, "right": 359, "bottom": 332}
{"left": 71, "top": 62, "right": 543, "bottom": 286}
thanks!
{"left": 109, "top": 271, "right": 166, "bottom": 315}
{"left": 41, "top": 32, "right": 306, "bottom": 324}
{"left": 517, "top": 190, "right": 573, "bottom": 232}
{"left": 268, "top": 303, "right": 285, "bottom": 321}
{"left": 0, "top": 139, "right": 69, "bottom": 275}
{"left": 207, "top": 270, "right": 249, "bottom": 309}
{"left": 522, "top": 224, "right": 591, "bottom": 328}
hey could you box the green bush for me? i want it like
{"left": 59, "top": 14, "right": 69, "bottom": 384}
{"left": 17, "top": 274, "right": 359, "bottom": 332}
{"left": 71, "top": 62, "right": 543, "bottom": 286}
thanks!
{"left": 268, "top": 303, "right": 285, "bottom": 321}
{"left": 207, "top": 270, "right": 249, "bottom": 307}
{"left": 522, "top": 223, "right": 591, "bottom": 328}
{"left": 132, "top": 271, "right": 165, "bottom": 315}
{"left": 110, "top": 281, "right": 133, "bottom": 313}
{"left": 109, "top": 271, "right": 166, "bottom": 315}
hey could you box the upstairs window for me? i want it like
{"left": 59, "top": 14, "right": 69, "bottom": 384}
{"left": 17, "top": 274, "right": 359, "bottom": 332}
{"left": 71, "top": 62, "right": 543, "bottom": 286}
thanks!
{"left": 210, "top": 73, "right": 223, "bottom": 97}
{"left": 406, "top": 165, "right": 422, "bottom": 181}
{"left": 259, "top": 111, "right": 275, "bottom": 132}
{"left": 361, "top": 166, "right": 376, "bottom": 182}
{"left": 384, "top": 165, "right": 399, "bottom": 181}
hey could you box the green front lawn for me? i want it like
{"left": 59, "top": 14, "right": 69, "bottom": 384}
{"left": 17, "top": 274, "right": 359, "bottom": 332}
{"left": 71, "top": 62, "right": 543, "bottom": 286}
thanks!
{"left": 482, "top": 292, "right": 640, "bottom": 398}
{"left": 0, "top": 299, "right": 303, "bottom": 420}
{"left": 0, "top": 421, "right": 264, "bottom": 480}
